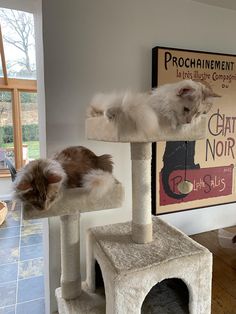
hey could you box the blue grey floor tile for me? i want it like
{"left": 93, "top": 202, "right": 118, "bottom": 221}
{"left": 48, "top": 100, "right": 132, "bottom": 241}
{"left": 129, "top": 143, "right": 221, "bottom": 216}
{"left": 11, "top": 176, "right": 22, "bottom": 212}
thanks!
{"left": 20, "top": 243, "right": 43, "bottom": 261}
{"left": 0, "top": 227, "right": 20, "bottom": 239}
{"left": 0, "top": 263, "right": 18, "bottom": 283}
{"left": 22, "top": 219, "right": 43, "bottom": 226}
{"left": 18, "top": 258, "right": 44, "bottom": 280}
{"left": 0, "top": 248, "right": 19, "bottom": 266}
{"left": 0, "top": 305, "right": 15, "bottom": 314}
{"left": 21, "top": 224, "right": 43, "bottom": 237}
{"left": 16, "top": 298, "right": 45, "bottom": 314}
{"left": 0, "top": 237, "right": 20, "bottom": 250}
{"left": 0, "top": 282, "right": 16, "bottom": 307}
{"left": 0, "top": 210, "right": 21, "bottom": 229}
{"left": 0, "top": 237, "right": 20, "bottom": 266}
{"left": 0, "top": 202, "right": 45, "bottom": 310}
{"left": 20, "top": 233, "right": 42, "bottom": 246}
{"left": 17, "top": 276, "right": 44, "bottom": 303}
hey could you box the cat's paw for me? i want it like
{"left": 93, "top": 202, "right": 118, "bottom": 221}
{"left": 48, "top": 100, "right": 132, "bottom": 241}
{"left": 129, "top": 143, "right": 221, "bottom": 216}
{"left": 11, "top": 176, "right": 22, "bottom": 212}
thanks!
{"left": 87, "top": 105, "right": 104, "bottom": 117}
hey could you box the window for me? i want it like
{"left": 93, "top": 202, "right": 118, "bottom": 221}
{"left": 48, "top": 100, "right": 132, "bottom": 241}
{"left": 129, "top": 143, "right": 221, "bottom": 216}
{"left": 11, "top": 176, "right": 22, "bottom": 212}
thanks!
{"left": 0, "top": 8, "right": 38, "bottom": 176}
{"left": 0, "top": 9, "right": 36, "bottom": 79}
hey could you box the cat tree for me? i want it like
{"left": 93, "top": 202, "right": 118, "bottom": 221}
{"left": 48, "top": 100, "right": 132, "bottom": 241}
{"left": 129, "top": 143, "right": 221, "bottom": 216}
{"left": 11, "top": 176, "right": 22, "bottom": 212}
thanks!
{"left": 23, "top": 115, "right": 212, "bottom": 313}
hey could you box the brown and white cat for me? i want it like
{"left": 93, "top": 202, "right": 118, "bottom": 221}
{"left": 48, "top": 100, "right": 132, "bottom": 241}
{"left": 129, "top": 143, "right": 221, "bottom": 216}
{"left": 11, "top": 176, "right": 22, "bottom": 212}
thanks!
{"left": 14, "top": 146, "right": 114, "bottom": 211}
{"left": 87, "top": 79, "right": 220, "bottom": 137}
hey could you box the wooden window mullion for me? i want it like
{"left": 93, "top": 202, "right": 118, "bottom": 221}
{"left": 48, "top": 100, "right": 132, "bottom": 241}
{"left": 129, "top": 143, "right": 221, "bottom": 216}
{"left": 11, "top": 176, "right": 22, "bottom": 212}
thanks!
{"left": 12, "top": 88, "right": 23, "bottom": 170}
{"left": 0, "top": 24, "right": 8, "bottom": 86}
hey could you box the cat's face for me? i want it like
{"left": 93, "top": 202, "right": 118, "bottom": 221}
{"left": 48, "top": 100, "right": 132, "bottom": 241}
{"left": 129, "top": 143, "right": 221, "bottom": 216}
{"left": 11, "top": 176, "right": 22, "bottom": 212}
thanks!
{"left": 174, "top": 80, "right": 220, "bottom": 126}
{"left": 14, "top": 159, "right": 66, "bottom": 211}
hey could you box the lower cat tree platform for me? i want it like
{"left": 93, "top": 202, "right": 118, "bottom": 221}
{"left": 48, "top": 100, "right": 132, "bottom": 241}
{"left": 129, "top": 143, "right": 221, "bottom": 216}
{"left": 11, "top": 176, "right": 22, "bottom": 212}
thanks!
{"left": 56, "top": 217, "right": 212, "bottom": 314}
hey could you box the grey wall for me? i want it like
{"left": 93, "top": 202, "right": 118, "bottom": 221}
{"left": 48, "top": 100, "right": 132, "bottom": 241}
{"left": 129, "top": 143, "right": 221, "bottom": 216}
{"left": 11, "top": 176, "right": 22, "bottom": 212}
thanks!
{"left": 42, "top": 0, "right": 236, "bottom": 312}
{"left": 193, "top": 0, "right": 236, "bottom": 11}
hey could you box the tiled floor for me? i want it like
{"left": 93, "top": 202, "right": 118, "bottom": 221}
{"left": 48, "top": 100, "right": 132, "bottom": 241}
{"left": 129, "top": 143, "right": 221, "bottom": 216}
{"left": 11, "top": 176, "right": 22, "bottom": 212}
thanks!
{"left": 0, "top": 202, "right": 45, "bottom": 314}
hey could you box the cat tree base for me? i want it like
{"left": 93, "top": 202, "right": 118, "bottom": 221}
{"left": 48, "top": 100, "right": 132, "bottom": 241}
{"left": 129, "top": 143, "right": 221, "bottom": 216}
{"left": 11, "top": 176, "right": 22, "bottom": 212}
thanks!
{"left": 56, "top": 283, "right": 105, "bottom": 314}
{"left": 56, "top": 217, "right": 212, "bottom": 314}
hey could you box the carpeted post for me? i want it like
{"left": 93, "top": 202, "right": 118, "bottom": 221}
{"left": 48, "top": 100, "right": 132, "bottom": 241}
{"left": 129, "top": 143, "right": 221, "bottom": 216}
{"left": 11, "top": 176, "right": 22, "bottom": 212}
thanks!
{"left": 131, "top": 142, "right": 153, "bottom": 243}
{"left": 60, "top": 214, "right": 81, "bottom": 299}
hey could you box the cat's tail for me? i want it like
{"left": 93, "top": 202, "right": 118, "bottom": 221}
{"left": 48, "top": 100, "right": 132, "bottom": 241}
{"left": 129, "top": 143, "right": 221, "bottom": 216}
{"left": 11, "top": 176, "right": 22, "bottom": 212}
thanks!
{"left": 96, "top": 154, "right": 113, "bottom": 173}
{"left": 82, "top": 169, "right": 116, "bottom": 198}
{"left": 87, "top": 92, "right": 124, "bottom": 118}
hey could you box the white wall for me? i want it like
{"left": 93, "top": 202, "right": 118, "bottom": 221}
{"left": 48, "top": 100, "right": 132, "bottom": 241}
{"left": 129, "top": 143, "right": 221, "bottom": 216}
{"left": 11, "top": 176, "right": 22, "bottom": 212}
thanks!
{"left": 0, "top": 178, "right": 11, "bottom": 199}
{"left": 42, "top": 0, "right": 236, "bottom": 312}
{"left": 0, "top": 178, "right": 13, "bottom": 200}
{"left": 192, "top": 0, "right": 236, "bottom": 11}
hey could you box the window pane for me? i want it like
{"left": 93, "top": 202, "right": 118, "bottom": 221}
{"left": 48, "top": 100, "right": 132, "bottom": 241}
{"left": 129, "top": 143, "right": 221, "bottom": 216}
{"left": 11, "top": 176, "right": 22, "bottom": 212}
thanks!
{"left": 0, "top": 91, "right": 15, "bottom": 169}
{"left": 0, "top": 8, "right": 36, "bottom": 79}
{"left": 20, "top": 92, "right": 39, "bottom": 162}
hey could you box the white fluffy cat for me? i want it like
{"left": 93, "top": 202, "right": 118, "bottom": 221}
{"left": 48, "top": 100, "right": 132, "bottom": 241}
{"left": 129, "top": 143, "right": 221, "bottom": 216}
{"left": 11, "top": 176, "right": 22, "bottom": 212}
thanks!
{"left": 87, "top": 80, "right": 220, "bottom": 137}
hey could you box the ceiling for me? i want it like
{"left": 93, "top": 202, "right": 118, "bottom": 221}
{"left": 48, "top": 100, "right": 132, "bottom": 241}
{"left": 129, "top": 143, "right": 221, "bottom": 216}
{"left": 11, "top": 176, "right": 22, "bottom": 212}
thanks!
{"left": 192, "top": 0, "right": 236, "bottom": 11}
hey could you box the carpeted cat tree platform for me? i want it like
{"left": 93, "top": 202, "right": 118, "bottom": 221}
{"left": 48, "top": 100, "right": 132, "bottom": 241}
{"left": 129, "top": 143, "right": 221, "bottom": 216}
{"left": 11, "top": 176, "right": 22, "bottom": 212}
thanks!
{"left": 23, "top": 115, "right": 212, "bottom": 313}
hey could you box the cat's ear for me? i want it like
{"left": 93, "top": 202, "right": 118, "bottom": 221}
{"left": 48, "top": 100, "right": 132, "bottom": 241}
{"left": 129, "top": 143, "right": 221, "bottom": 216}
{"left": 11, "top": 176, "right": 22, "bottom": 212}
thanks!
{"left": 204, "top": 89, "right": 221, "bottom": 99}
{"left": 47, "top": 173, "right": 63, "bottom": 184}
{"left": 16, "top": 181, "right": 32, "bottom": 191}
{"left": 177, "top": 87, "right": 195, "bottom": 98}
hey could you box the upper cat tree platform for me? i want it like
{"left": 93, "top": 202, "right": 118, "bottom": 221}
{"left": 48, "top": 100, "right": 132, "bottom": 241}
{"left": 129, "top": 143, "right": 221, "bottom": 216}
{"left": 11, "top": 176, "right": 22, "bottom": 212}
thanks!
{"left": 86, "top": 114, "right": 207, "bottom": 244}
{"left": 86, "top": 116, "right": 207, "bottom": 142}
{"left": 23, "top": 181, "right": 124, "bottom": 220}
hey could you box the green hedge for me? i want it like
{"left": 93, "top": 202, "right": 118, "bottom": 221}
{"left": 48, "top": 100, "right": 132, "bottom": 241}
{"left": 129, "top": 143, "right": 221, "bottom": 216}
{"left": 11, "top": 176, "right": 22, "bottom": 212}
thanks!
{"left": 0, "top": 124, "right": 39, "bottom": 143}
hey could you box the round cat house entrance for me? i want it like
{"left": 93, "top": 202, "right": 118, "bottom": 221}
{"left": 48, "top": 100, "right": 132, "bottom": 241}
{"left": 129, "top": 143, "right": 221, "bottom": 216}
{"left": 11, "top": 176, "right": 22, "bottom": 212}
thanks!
{"left": 141, "top": 278, "right": 190, "bottom": 314}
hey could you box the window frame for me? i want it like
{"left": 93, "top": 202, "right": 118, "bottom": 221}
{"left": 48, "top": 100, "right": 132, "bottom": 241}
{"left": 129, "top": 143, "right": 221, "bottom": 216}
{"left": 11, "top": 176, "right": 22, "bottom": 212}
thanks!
{"left": 0, "top": 22, "right": 37, "bottom": 176}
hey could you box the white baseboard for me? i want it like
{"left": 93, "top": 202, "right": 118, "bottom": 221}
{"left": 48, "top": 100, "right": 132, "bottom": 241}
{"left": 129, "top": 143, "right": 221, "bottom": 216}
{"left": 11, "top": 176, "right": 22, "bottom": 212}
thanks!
{"left": 0, "top": 194, "right": 12, "bottom": 201}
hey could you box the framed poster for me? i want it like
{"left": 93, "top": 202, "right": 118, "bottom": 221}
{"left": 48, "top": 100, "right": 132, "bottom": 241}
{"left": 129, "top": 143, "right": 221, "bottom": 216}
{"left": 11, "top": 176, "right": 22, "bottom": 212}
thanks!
{"left": 152, "top": 46, "right": 236, "bottom": 215}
